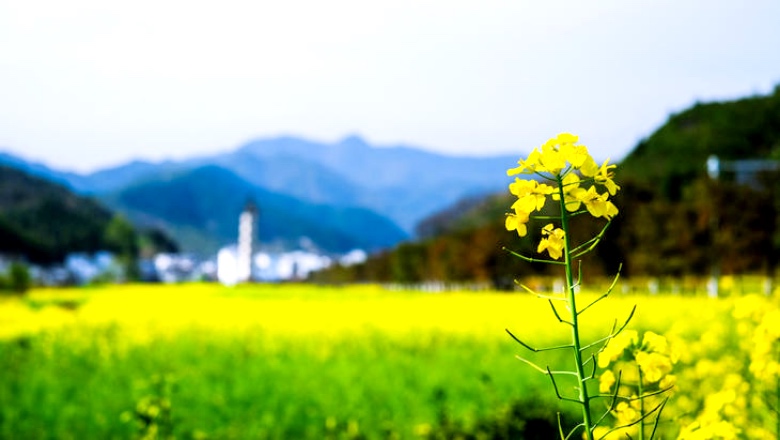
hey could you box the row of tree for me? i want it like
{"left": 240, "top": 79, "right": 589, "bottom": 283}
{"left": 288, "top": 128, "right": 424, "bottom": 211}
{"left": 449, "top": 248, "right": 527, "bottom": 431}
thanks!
{"left": 312, "top": 176, "right": 778, "bottom": 287}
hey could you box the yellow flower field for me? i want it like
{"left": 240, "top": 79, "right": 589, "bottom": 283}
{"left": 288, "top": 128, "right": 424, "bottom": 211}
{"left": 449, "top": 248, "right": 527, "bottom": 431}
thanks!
{"left": 0, "top": 282, "right": 777, "bottom": 438}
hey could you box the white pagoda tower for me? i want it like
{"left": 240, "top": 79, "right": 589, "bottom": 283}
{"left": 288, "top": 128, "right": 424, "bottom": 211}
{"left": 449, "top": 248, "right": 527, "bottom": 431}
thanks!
{"left": 236, "top": 200, "right": 257, "bottom": 283}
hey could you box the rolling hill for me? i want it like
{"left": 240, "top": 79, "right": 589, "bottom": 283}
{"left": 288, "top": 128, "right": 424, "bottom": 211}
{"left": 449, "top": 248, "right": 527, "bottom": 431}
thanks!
{"left": 0, "top": 165, "right": 117, "bottom": 263}
{"left": 103, "top": 165, "right": 408, "bottom": 254}
{"left": 620, "top": 85, "right": 780, "bottom": 199}
{"left": 6, "top": 135, "right": 518, "bottom": 232}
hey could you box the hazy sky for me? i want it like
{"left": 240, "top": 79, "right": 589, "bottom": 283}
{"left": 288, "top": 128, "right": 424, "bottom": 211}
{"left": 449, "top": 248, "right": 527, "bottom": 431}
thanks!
{"left": 1, "top": 0, "right": 779, "bottom": 173}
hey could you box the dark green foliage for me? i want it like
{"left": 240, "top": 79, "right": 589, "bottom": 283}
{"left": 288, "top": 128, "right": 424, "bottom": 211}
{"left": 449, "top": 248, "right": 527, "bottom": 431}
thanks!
{"left": 424, "top": 391, "right": 567, "bottom": 440}
{"left": 314, "top": 208, "right": 550, "bottom": 287}
{"left": 0, "top": 261, "right": 32, "bottom": 294}
{"left": 138, "top": 227, "right": 180, "bottom": 257}
{"left": 104, "top": 215, "right": 141, "bottom": 281}
{"left": 415, "top": 194, "right": 510, "bottom": 240}
{"left": 7, "top": 261, "right": 31, "bottom": 293}
{"left": 0, "top": 165, "right": 179, "bottom": 271}
{"left": 314, "top": 191, "right": 613, "bottom": 285}
{"left": 613, "top": 86, "right": 780, "bottom": 275}
{"left": 620, "top": 85, "right": 780, "bottom": 200}
{"left": 104, "top": 215, "right": 139, "bottom": 256}
{"left": 0, "top": 165, "right": 113, "bottom": 263}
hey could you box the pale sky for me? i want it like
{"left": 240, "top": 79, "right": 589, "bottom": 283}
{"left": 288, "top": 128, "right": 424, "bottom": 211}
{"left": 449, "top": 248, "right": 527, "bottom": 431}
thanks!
{"left": 1, "top": 0, "right": 779, "bottom": 173}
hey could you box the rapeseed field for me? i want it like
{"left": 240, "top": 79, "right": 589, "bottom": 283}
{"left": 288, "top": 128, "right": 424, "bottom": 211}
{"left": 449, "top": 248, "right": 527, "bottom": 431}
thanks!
{"left": 0, "top": 283, "right": 776, "bottom": 438}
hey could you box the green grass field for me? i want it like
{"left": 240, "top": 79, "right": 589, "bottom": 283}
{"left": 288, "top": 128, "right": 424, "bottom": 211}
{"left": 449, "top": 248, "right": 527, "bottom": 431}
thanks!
{"left": 0, "top": 283, "right": 776, "bottom": 439}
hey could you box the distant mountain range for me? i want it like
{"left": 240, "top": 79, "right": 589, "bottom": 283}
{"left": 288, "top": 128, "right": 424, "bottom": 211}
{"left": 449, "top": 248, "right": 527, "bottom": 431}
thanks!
{"left": 0, "top": 135, "right": 518, "bottom": 254}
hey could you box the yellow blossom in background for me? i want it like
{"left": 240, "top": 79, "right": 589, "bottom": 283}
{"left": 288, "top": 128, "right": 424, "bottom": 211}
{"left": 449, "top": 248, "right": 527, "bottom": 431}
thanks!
{"left": 636, "top": 351, "right": 673, "bottom": 383}
{"left": 597, "top": 328, "right": 678, "bottom": 437}
{"left": 591, "top": 426, "right": 634, "bottom": 440}
{"left": 642, "top": 331, "right": 669, "bottom": 354}
{"left": 677, "top": 420, "right": 741, "bottom": 440}
{"left": 613, "top": 401, "right": 639, "bottom": 426}
{"left": 749, "top": 308, "right": 780, "bottom": 383}
{"left": 599, "top": 370, "right": 616, "bottom": 393}
{"left": 659, "top": 374, "right": 676, "bottom": 390}
{"left": 677, "top": 375, "right": 751, "bottom": 440}
{"left": 598, "top": 329, "right": 639, "bottom": 368}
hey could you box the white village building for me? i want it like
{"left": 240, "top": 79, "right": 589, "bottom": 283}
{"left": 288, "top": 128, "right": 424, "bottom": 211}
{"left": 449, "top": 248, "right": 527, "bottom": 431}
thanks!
{"left": 215, "top": 200, "right": 366, "bottom": 284}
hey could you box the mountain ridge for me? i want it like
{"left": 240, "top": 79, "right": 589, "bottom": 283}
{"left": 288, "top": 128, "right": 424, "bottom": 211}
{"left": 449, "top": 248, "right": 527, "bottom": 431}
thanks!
{"left": 100, "top": 164, "right": 408, "bottom": 255}
{"left": 1, "top": 135, "right": 520, "bottom": 236}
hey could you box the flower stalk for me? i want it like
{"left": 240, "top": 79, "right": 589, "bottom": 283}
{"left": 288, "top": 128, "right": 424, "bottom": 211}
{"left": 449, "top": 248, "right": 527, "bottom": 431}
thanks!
{"left": 503, "top": 133, "right": 640, "bottom": 439}
{"left": 557, "top": 174, "right": 596, "bottom": 438}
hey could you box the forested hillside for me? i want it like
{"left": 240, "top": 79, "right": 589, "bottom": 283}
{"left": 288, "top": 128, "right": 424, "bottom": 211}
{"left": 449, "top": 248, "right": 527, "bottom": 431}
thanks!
{"left": 0, "top": 165, "right": 116, "bottom": 263}
{"left": 621, "top": 85, "right": 780, "bottom": 199}
{"left": 0, "top": 165, "right": 176, "bottom": 265}
{"left": 314, "top": 87, "right": 780, "bottom": 284}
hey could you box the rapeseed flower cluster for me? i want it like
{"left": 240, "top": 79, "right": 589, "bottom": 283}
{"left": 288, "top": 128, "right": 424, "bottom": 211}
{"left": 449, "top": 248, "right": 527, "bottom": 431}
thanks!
{"left": 749, "top": 308, "right": 780, "bottom": 383}
{"left": 599, "top": 330, "right": 678, "bottom": 385}
{"left": 597, "top": 330, "right": 678, "bottom": 437}
{"left": 677, "top": 374, "right": 749, "bottom": 440}
{"left": 505, "top": 133, "right": 619, "bottom": 259}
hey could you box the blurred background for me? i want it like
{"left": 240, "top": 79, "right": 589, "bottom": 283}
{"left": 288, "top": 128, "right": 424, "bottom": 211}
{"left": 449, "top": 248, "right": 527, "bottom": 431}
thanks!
{"left": 1, "top": 0, "right": 779, "bottom": 287}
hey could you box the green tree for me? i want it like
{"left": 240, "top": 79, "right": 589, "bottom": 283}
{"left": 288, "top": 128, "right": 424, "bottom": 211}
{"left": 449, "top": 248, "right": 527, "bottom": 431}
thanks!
{"left": 0, "top": 261, "right": 32, "bottom": 294}
{"left": 104, "top": 215, "right": 140, "bottom": 281}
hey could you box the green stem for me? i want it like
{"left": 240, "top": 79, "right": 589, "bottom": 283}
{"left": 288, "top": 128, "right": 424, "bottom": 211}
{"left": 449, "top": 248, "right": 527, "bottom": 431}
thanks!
{"left": 638, "top": 365, "right": 645, "bottom": 440}
{"left": 557, "top": 175, "right": 594, "bottom": 439}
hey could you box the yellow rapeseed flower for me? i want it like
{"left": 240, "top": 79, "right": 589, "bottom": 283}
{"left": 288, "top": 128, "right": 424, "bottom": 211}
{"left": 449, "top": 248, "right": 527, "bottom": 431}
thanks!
{"left": 593, "top": 159, "right": 621, "bottom": 195}
{"left": 559, "top": 143, "right": 590, "bottom": 169}
{"left": 635, "top": 351, "right": 673, "bottom": 383}
{"left": 509, "top": 178, "right": 554, "bottom": 213}
{"left": 507, "top": 133, "right": 597, "bottom": 177}
{"left": 582, "top": 188, "right": 619, "bottom": 220}
{"left": 537, "top": 223, "right": 566, "bottom": 260}
{"left": 598, "top": 330, "right": 639, "bottom": 368}
{"left": 505, "top": 209, "right": 531, "bottom": 237}
{"left": 659, "top": 374, "right": 676, "bottom": 390}
{"left": 552, "top": 173, "right": 591, "bottom": 212}
{"left": 538, "top": 142, "right": 567, "bottom": 175}
{"left": 614, "top": 401, "right": 639, "bottom": 426}
{"left": 599, "top": 369, "right": 616, "bottom": 393}
{"left": 507, "top": 148, "right": 542, "bottom": 175}
{"left": 642, "top": 331, "right": 669, "bottom": 354}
